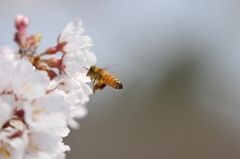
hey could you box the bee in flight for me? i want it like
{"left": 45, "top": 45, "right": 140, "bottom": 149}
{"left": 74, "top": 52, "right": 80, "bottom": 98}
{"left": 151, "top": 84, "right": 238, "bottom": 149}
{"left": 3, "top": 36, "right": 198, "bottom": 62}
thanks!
{"left": 85, "top": 65, "right": 123, "bottom": 93}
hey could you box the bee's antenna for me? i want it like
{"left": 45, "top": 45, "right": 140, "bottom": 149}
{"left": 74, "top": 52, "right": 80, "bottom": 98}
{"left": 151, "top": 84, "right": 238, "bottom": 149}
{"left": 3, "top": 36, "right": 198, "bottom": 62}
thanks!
{"left": 83, "top": 66, "right": 88, "bottom": 70}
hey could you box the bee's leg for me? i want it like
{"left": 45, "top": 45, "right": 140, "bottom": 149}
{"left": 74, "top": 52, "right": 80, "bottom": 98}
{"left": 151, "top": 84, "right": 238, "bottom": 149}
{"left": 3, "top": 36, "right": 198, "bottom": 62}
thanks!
{"left": 93, "top": 84, "right": 99, "bottom": 93}
{"left": 98, "top": 84, "right": 106, "bottom": 90}
{"left": 93, "top": 84, "right": 106, "bottom": 93}
{"left": 92, "top": 76, "right": 98, "bottom": 87}
{"left": 92, "top": 75, "right": 103, "bottom": 93}
{"left": 97, "top": 78, "right": 104, "bottom": 87}
{"left": 92, "top": 79, "right": 95, "bottom": 87}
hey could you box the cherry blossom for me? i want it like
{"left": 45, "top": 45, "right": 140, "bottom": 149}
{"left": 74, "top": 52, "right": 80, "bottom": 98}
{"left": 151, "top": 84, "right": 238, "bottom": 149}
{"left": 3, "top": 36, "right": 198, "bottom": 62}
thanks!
{"left": 0, "top": 14, "right": 97, "bottom": 159}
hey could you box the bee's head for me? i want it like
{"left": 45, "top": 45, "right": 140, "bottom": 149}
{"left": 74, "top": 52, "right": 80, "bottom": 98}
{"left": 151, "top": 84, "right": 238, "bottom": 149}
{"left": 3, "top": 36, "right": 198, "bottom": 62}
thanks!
{"left": 86, "top": 65, "right": 95, "bottom": 76}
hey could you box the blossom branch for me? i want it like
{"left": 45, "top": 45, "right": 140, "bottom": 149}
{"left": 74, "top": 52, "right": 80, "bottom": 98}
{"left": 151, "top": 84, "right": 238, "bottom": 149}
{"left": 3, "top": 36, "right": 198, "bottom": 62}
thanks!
{"left": 0, "top": 14, "right": 97, "bottom": 159}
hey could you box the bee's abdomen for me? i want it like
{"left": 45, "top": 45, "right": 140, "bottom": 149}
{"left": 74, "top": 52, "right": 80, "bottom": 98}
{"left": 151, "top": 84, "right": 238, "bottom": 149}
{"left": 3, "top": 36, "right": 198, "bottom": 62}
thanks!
{"left": 103, "top": 73, "right": 123, "bottom": 90}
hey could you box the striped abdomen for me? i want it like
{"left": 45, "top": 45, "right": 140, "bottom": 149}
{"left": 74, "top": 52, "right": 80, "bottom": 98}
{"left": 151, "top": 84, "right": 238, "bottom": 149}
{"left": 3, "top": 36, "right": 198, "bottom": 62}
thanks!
{"left": 103, "top": 73, "right": 123, "bottom": 90}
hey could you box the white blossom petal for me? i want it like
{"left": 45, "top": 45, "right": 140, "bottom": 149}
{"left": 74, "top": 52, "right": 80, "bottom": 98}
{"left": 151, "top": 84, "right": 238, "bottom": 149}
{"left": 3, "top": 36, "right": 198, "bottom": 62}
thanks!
{"left": 59, "top": 18, "right": 92, "bottom": 52}
{"left": 12, "top": 60, "right": 50, "bottom": 100}
{"left": 0, "top": 98, "right": 12, "bottom": 128}
{"left": 0, "top": 56, "right": 13, "bottom": 92}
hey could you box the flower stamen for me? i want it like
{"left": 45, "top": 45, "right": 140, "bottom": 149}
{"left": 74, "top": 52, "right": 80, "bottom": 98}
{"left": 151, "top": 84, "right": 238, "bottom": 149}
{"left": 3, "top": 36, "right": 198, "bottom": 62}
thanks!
{"left": 0, "top": 145, "right": 10, "bottom": 157}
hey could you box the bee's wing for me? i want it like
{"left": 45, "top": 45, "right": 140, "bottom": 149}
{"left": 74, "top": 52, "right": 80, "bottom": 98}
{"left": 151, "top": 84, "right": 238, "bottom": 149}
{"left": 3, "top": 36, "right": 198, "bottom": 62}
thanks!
{"left": 102, "top": 64, "right": 120, "bottom": 70}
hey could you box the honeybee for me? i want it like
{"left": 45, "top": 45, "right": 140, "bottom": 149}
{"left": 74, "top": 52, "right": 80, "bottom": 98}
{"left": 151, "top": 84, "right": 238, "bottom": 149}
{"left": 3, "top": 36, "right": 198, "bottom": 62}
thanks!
{"left": 85, "top": 65, "right": 123, "bottom": 93}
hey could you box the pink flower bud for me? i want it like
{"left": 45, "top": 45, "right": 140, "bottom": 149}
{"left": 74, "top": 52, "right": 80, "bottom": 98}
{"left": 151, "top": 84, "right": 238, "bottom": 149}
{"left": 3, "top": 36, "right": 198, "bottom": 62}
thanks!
{"left": 15, "top": 14, "right": 29, "bottom": 30}
{"left": 45, "top": 47, "right": 58, "bottom": 54}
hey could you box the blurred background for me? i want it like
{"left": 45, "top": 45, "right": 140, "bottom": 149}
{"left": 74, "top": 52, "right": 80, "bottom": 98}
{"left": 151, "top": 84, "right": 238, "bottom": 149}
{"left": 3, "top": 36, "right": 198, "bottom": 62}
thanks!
{"left": 1, "top": 0, "right": 240, "bottom": 158}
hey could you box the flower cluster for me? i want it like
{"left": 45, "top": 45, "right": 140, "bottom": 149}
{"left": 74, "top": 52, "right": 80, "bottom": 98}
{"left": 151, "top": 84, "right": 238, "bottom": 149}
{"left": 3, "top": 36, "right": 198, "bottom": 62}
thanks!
{"left": 0, "top": 15, "right": 96, "bottom": 158}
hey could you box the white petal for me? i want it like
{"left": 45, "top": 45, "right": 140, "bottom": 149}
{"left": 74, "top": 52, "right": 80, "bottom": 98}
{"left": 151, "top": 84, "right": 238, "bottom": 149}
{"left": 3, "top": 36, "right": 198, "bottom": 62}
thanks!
{"left": 12, "top": 60, "right": 50, "bottom": 100}
{"left": 63, "top": 50, "right": 85, "bottom": 73}
{"left": 67, "top": 118, "right": 80, "bottom": 129}
{"left": 84, "top": 50, "right": 97, "bottom": 67}
{"left": 63, "top": 36, "right": 93, "bottom": 52}
{"left": 3, "top": 132, "right": 28, "bottom": 159}
{"left": 28, "top": 129, "right": 61, "bottom": 152}
{"left": 0, "top": 99, "right": 12, "bottom": 128}
{"left": 0, "top": 46, "right": 17, "bottom": 59}
{"left": 0, "top": 56, "right": 13, "bottom": 92}
{"left": 73, "top": 105, "right": 88, "bottom": 118}
{"left": 47, "top": 75, "right": 64, "bottom": 90}
{"left": 59, "top": 19, "right": 84, "bottom": 43}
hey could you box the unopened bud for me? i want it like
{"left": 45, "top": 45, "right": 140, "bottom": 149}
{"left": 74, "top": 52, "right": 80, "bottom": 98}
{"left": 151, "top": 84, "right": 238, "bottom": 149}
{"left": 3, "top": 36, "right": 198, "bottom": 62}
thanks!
{"left": 15, "top": 14, "right": 29, "bottom": 30}
{"left": 44, "top": 47, "right": 58, "bottom": 55}
{"left": 39, "top": 58, "right": 61, "bottom": 68}
{"left": 47, "top": 58, "right": 62, "bottom": 68}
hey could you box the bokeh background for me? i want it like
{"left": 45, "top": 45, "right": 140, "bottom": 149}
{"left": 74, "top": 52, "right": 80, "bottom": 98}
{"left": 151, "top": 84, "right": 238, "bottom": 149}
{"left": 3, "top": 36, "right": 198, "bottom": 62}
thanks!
{"left": 1, "top": 0, "right": 240, "bottom": 158}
